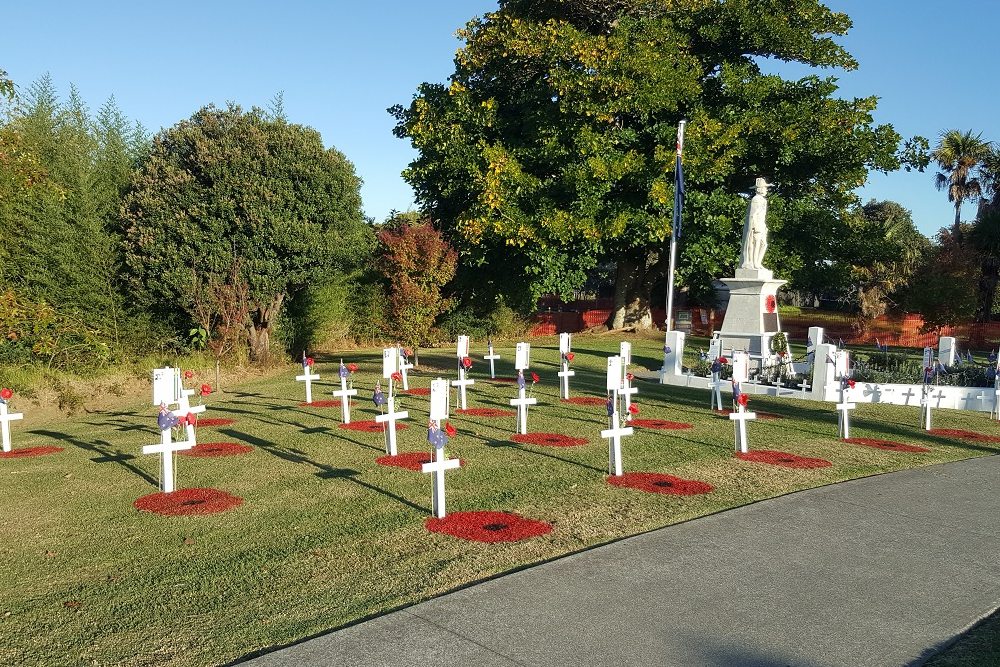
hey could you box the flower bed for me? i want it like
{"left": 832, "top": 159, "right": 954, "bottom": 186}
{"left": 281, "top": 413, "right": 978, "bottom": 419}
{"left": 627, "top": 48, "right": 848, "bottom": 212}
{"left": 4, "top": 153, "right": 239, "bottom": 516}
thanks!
{"left": 299, "top": 400, "right": 354, "bottom": 408}
{"left": 339, "top": 420, "right": 408, "bottom": 433}
{"left": 606, "top": 472, "right": 713, "bottom": 495}
{"left": 179, "top": 442, "right": 253, "bottom": 457}
{"left": 714, "top": 409, "right": 783, "bottom": 420}
{"left": 928, "top": 429, "right": 1000, "bottom": 443}
{"left": 195, "top": 418, "right": 235, "bottom": 427}
{"left": 844, "top": 438, "right": 930, "bottom": 453}
{"left": 560, "top": 397, "right": 606, "bottom": 406}
{"left": 425, "top": 511, "right": 552, "bottom": 543}
{"left": 629, "top": 419, "right": 693, "bottom": 430}
{"left": 735, "top": 450, "right": 831, "bottom": 468}
{"left": 403, "top": 388, "right": 431, "bottom": 396}
{"left": 133, "top": 488, "right": 243, "bottom": 516}
{"left": 511, "top": 433, "right": 588, "bottom": 447}
{"left": 376, "top": 452, "right": 432, "bottom": 471}
{"left": 456, "top": 408, "right": 516, "bottom": 418}
{"left": 491, "top": 377, "right": 517, "bottom": 383}
{"left": 0, "top": 446, "right": 63, "bottom": 459}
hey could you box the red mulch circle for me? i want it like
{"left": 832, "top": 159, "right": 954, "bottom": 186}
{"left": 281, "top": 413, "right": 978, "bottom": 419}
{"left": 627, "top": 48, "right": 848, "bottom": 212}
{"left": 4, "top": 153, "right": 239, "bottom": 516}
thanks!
{"left": 511, "top": 432, "right": 588, "bottom": 447}
{"left": 0, "top": 446, "right": 63, "bottom": 459}
{"left": 607, "top": 472, "right": 713, "bottom": 495}
{"left": 491, "top": 377, "right": 517, "bottom": 383}
{"left": 403, "top": 388, "right": 431, "bottom": 396}
{"left": 196, "top": 418, "right": 235, "bottom": 427}
{"left": 376, "top": 452, "right": 433, "bottom": 471}
{"left": 299, "top": 400, "right": 355, "bottom": 408}
{"left": 425, "top": 510, "right": 552, "bottom": 543}
{"left": 560, "top": 397, "right": 606, "bottom": 406}
{"left": 735, "top": 450, "right": 832, "bottom": 468}
{"left": 715, "top": 409, "right": 783, "bottom": 420}
{"left": 133, "top": 488, "right": 243, "bottom": 516}
{"left": 928, "top": 429, "right": 1000, "bottom": 443}
{"left": 845, "top": 438, "right": 930, "bottom": 453}
{"left": 630, "top": 419, "right": 693, "bottom": 430}
{"left": 179, "top": 442, "right": 253, "bottom": 457}
{"left": 339, "top": 420, "right": 408, "bottom": 433}
{"left": 457, "top": 408, "right": 516, "bottom": 418}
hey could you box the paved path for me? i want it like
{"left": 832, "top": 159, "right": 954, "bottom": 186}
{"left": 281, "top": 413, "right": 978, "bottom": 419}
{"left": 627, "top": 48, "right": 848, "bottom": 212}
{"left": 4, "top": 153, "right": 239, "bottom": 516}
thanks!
{"left": 239, "top": 456, "right": 1000, "bottom": 667}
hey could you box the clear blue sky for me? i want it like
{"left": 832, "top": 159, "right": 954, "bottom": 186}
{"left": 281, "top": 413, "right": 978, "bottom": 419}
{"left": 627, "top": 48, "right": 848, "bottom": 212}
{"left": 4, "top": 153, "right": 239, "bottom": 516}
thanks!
{"left": 3, "top": 1, "right": 997, "bottom": 237}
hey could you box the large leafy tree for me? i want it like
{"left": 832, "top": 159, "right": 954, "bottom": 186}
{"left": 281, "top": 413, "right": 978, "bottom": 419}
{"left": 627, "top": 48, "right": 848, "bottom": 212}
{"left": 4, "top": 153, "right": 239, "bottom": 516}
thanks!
{"left": 392, "top": 0, "right": 906, "bottom": 328}
{"left": 932, "top": 129, "right": 992, "bottom": 240}
{"left": 122, "top": 104, "right": 370, "bottom": 361}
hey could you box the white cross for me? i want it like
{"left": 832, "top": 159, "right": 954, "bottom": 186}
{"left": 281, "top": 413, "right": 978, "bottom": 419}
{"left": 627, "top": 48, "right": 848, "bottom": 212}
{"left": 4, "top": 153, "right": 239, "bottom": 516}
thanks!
{"left": 601, "top": 407, "right": 633, "bottom": 477}
{"left": 171, "top": 390, "right": 206, "bottom": 447}
{"left": 729, "top": 406, "right": 757, "bottom": 454}
{"left": 142, "top": 426, "right": 194, "bottom": 493}
{"left": 798, "top": 377, "right": 811, "bottom": 396}
{"left": 0, "top": 402, "right": 24, "bottom": 453}
{"left": 332, "top": 376, "right": 358, "bottom": 424}
{"left": 451, "top": 366, "right": 475, "bottom": 410}
{"left": 558, "top": 360, "right": 575, "bottom": 400}
{"left": 398, "top": 351, "right": 414, "bottom": 391}
{"left": 620, "top": 372, "right": 638, "bottom": 414}
{"left": 375, "top": 397, "right": 409, "bottom": 456}
{"left": 421, "top": 427, "right": 461, "bottom": 519}
{"left": 976, "top": 390, "right": 991, "bottom": 414}
{"left": 993, "top": 387, "right": 1000, "bottom": 420}
{"left": 509, "top": 386, "right": 537, "bottom": 435}
{"left": 836, "top": 399, "right": 856, "bottom": 440}
{"left": 710, "top": 373, "right": 724, "bottom": 411}
{"left": 295, "top": 367, "right": 321, "bottom": 404}
{"left": 920, "top": 387, "right": 933, "bottom": 431}
{"left": 484, "top": 346, "right": 500, "bottom": 379}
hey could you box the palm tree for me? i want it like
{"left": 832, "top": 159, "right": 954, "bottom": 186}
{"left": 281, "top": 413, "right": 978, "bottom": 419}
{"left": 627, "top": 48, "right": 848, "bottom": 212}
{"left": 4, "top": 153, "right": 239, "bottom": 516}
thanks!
{"left": 932, "top": 129, "right": 992, "bottom": 240}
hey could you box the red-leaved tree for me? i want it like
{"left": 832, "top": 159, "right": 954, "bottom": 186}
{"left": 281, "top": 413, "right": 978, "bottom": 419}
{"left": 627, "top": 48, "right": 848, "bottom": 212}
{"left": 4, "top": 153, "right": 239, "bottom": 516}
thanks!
{"left": 376, "top": 222, "right": 458, "bottom": 364}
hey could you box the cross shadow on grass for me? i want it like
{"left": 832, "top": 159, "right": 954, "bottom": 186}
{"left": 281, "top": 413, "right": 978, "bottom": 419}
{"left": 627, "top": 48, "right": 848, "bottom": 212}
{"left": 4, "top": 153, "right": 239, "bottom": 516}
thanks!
{"left": 221, "top": 429, "right": 426, "bottom": 513}
{"left": 28, "top": 429, "right": 159, "bottom": 488}
{"left": 485, "top": 438, "right": 605, "bottom": 474}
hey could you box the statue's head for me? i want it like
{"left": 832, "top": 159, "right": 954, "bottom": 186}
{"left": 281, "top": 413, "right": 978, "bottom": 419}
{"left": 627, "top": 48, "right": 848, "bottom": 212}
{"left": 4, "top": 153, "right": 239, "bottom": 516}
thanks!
{"left": 754, "top": 177, "right": 771, "bottom": 195}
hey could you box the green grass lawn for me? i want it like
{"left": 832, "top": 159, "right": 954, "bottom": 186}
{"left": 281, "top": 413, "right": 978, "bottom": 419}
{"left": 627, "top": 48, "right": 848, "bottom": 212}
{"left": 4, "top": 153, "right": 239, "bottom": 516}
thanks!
{"left": 3, "top": 333, "right": 999, "bottom": 666}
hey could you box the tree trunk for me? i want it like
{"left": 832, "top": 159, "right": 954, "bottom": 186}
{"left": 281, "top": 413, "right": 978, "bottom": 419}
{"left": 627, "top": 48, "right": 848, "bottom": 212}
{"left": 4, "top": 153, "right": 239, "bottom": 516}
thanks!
{"left": 607, "top": 252, "right": 666, "bottom": 330}
{"left": 975, "top": 256, "right": 999, "bottom": 323}
{"left": 247, "top": 293, "right": 285, "bottom": 363}
{"left": 954, "top": 202, "right": 963, "bottom": 241}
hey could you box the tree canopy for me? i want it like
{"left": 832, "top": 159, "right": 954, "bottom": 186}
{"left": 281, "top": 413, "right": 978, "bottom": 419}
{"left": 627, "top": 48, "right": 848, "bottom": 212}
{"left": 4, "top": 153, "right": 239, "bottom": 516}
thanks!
{"left": 392, "top": 0, "right": 911, "bottom": 326}
{"left": 121, "top": 104, "right": 370, "bottom": 360}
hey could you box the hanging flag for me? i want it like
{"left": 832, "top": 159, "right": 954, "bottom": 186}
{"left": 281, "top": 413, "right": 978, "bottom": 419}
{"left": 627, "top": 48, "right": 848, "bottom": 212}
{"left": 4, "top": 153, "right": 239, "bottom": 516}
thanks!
{"left": 673, "top": 121, "right": 686, "bottom": 241}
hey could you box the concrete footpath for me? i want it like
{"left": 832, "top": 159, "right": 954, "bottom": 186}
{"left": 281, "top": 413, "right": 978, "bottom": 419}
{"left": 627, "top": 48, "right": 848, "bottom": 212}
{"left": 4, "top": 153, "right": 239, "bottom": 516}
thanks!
{"left": 239, "top": 456, "right": 1000, "bottom": 667}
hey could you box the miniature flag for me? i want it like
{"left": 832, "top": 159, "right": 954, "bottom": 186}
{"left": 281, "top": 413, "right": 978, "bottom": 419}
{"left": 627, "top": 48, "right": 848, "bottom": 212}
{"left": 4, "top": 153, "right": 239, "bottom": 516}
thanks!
{"left": 157, "top": 404, "right": 179, "bottom": 431}
{"left": 672, "top": 127, "right": 685, "bottom": 241}
{"left": 427, "top": 422, "right": 447, "bottom": 448}
{"left": 517, "top": 370, "right": 526, "bottom": 390}
{"left": 339, "top": 361, "right": 349, "bottom": 379}
{"left": 606, "top": 395, "right": 615, "bottom": 417}
{"left": 372, "top": 383, "right": 386, "bottom": 407}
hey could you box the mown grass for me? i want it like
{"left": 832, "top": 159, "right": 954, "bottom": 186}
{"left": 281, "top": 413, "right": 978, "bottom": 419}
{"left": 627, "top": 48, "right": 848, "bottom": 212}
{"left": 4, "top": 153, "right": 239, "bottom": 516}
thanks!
{"left": 2, "top": 333, "right": 998, "bottom": 666}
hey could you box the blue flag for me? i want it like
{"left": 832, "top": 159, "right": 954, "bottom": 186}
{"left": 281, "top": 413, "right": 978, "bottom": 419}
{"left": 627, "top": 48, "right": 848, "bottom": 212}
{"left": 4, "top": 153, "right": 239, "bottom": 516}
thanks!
{"left": 673, "top": 151, "right": 685, "bottom": 241}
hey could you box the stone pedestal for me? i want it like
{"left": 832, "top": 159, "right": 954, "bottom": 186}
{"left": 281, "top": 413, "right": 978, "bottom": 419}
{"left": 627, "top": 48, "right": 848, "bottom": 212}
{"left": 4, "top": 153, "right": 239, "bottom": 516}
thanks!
{"left": 717, "top": 268, "right": 786, "bottom": 356}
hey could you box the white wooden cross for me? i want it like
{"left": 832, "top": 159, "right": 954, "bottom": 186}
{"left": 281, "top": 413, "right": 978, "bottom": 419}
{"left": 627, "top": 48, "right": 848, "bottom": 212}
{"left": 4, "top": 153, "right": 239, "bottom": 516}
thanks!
{"left": 375, "top": 395, "right": 409, "bottom": 456}
{"left": 451, "top": 335, "right": 475, "bottom": 410}
{"left": 729, "top": 405, "right": 757, "bottom": 454}
{"left": 619, "top": 341, "right": 638, "bottom": 414}
{"left": 171, "top": 389, "right": 206, "bottom": 447}
{"left": 422, "top": 379, "right": 460, "bottom": 518}
{"left": 920, "top": 386, "right": 933, "bottom": 431}
{"left": 398, "top": 348, "right": 414, "bottom": 391}
{"left": 836, "top": 393, "right": 856, "bottom": 440}
{"left": 295, "top": 361, "right": 320, "bottom": 404}
{"left": 484, "top": 339, "right": 501, "bottom": 379}
{"left": 383, "top": 347, "right": 399, "bottom": 399}
{"left": 0, "top": 402, "right": 24, "bottom": 453}
{"left": 602, "top": 355, "right": 632, "bottom": 476}
{"left": 710, "top": 373, "right": 724, "bottom": 411}
{"left": 509, "top": 343, "right": 537, "bottom": 434}
{"left": 558, "top": 332, "right": 575, "bottom": 400}
{"left": 142, "top": 424, "right": 194, "bottom": 493}
{"left": 332, "top": 363, "right": 358, "bottom": 424}
{"left": 798, "top": 376, "right": 811, "bottom": 397}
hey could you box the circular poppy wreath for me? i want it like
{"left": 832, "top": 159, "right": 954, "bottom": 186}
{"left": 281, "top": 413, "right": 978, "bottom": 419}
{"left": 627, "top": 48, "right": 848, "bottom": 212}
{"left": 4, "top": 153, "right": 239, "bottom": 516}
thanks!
{"left": 133, "top": 488, "right": 243, "bottom": 516}
{"left": 560, "top": 397, "right": 606, "bottom": 406}
{"left": 0, "top": 446, "right": 63, "bottom": 459}
{"left": 299, "top": 400, "right": 355, "bottom": 408}
{"left": 607, "top": 472, "right": 713, "bottom": 496}
{"left": 425, "top": 511, "right": 552, "bottom": 543}
{"left": 179, "top": 442, "right": 253, "bottom": 457}
{"left": 195, "top": 418, "right": 235, "bottom": 427}
{"left": 339, "top": 420, "right": 409, "bottom": 433}
{"left": 715, "top": 409, "right": 783, "bottom": 420}
{"left": 928, "top": 429, "right": 1000, "bottom": 443}
{"left": 511, "top": 432, "right": 588, "bottom": 447}
{"left": 376, "top": 452, "right": 466, "bottom": 471}
{"left": 845, "top": 438, "right": 930, "bottom": 453}
{"left": 735, "top": 450, "right": 831, "bottom": 468}
{"left": 456, "top": 407, "right": 516, "bottom": 418}
{"left": 630, "top": 419, "right": 693, "bottom": 430}
{"left": 403, "top": 388, "right": 431, "bottom": 396}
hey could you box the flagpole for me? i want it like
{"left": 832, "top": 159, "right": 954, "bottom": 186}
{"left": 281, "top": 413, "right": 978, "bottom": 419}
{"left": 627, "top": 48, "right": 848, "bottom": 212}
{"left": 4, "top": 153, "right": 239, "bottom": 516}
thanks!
{"left": 665, "top": 119, "right": 686, "bottom": 333}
